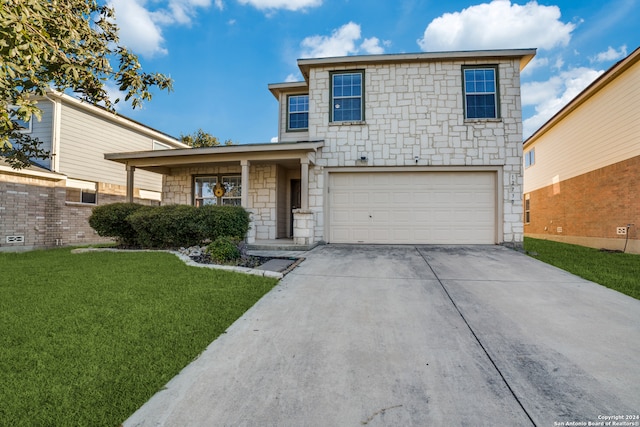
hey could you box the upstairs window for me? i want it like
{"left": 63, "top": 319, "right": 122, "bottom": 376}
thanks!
{"left": 463, "top": 66, "right": 499, "bottom": 119}
{"left": 524, "top": 148, "right": 535, "bottom": 168}
{"left": 288, "top": 95, "right": 309, "bottom": 130}
{"left": 331, "top": 71, "right": 363, "bottom": 122}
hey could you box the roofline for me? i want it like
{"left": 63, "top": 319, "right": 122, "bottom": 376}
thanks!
{"left": 105, "top": 140, "right": 325, "bottom": 163}
{"left": 268, "top": 81, "right": 308, "bottom": 99}
{"left": 0, "top": 163, "right": 66, "bottom": 180}
{"left": 524, "top": 45, "right": 640, "bottom": 148}
{"left": 297, "top": 48, "right": 537, "bottom": 78}
{"left": 44, "top": 90, "right": 190, "bottom": 149}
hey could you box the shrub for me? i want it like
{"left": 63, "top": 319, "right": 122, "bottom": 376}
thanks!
{"left": 205, "top": 237, "right": 241, "bottom": 263}
{"left": 127, "top": 205, "right": 202, "bottom": 248}
{"left": 198, "top": 205, "right": 250, "bottom": 241}
{"left": 88, "top": 203, "right": 147, "bottom": 246}
{"left": 89, "top": 203, "right": 251, "bottom": 249}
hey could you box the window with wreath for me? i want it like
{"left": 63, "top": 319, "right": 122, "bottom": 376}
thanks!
{"left": 194, "top": 175, "right": 241, "bottom": 206}
{"left": 331, "top": 71, "right": 364, "bottom": 122}
{"left": 463, "top": 66, "right": 499, "bottom": 119}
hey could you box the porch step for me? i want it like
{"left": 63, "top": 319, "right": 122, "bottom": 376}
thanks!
{"left": 246, "top": 240, "right": 321, "bottom": 252}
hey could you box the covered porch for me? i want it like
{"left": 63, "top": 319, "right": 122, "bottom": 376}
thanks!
{"left": 105, "top": 141, "right": 324, "bottom": 248}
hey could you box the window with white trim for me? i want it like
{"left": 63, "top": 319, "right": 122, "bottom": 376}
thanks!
{"left": 221, "top": 175, "right": 241, "bottom": 206}
{"left": 524, "top": 148, "right": 535, "bottom": 168}
{"left": 288, "top": 95, "right": 309, "bottom": 130}
{"left": 66, "top": 179, "right": 97, "bottom": 204}
{"left": 463, "top": 66, "right": 499, "bottom": 119}
{"left": 194, "top": 175, "right": 241, "bottom": 206}
{"left": 331, "top": 71, "right": 364, "bottom": 122}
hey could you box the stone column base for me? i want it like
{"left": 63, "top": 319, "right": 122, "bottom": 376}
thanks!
{"left": 293, "top": 209, "right": 315, "bottom": 246}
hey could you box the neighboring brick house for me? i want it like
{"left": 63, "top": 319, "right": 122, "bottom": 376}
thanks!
{"left": 523, "top": 46, "right": 639, "bottom": 254}
{"left": 107, "top": 49, "right": 535, "bottom": 248}
{"left": 0, "top": 90, "right": 188, "bottom": 251}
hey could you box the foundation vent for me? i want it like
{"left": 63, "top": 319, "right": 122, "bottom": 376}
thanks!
{"left": 6, "top": 235, "right": 25, "bottom": 244}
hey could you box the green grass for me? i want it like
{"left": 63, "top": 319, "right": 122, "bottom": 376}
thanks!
{"left": 524, "top": 237, "right": 640, "bottom": 300}
{"left": 0, "top": 248, "right": 278, "bottom": 427}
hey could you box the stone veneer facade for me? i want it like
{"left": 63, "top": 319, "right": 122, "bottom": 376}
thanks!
{"left": 163, "top": 164, "right": 284, "bottom": 242}
{"left": 160, "top": 57, "right": 527, "bottom": 246}
{"left": 299, "top": 58, "right": 525, "bottom": 245}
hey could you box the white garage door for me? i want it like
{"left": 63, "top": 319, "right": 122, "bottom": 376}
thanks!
{"left": 329, "top": 171, "right": 496, "bottom": 244}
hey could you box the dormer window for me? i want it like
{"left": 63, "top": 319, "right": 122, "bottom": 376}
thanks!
{"left": 288, "top": 95, "right": 309, "bottom": 131}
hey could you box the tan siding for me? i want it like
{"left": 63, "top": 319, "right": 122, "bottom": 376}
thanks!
{"left": 524, "top": 59, "right": 640, "bottom": 193}
{"left": 57, "top": 103, "right": 164, "bottom": 191}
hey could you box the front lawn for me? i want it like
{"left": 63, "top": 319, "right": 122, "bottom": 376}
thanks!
{"left": 0, "top": 248, "right": 278, "bottom": 426}
{"left": 524, "top": 237, "right": 640, "bottom": 300}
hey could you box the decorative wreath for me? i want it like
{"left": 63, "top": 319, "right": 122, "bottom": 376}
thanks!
{"left": 214, "top": 182, "right": 226, "bottom": 197}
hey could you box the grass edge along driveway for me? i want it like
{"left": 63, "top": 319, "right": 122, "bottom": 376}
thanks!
{"left": 0, "top": 248, "right": 278, "bottom": 427}
{"left": 524, "top": 237, "right": 640, "bottom": 300}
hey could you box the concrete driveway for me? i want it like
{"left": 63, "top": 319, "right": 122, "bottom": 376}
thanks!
{"left": 124, "top": 245, "right": 640, "bottom": 427}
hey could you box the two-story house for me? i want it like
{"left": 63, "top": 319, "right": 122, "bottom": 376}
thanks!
{"left": 106, "top": 49, "right": 536, "bottom": 248}
{"left": 523, "top": 46, "right": 639, "bottom": 254}
{"left": 0, "top": 90, "right": 188, "bottom": 251}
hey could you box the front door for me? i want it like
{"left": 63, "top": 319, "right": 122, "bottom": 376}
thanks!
{"left": 290, "top": 179, "right": 301, "bottom": 237}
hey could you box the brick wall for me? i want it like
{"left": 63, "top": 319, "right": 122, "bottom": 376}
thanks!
{"left": 1, "top": 174, "right": 160, "bottom": 251}
{"left": 0, "top": 174, "right": 65, "bottom": 250}
{"left": 524, "top": 155, "right": 639, "bottom": 253}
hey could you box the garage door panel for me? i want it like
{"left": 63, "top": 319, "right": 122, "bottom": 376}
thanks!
{"left": 329, "top": 171, "right": 496, "bottom": 244}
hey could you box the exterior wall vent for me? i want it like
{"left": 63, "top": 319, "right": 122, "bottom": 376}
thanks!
{"left": 5, "top": 236, "right": 25, "bottom": 244}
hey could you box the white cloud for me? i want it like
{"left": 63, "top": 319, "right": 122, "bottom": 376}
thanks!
{"left": 591, "top": 45, "right": 627, "bottom": 63}
{"left": 215, "top": 0, "right": 224, "bottom": 10}
{"left": 522, "top": 67, "right": 603, "bottom": 138}
{"left": 417, "top": 0, "right": 575, "bottom": 52}
{"left": 361, "top": 37, "right": 384, "bottom": 55}
{"left": 520, "top": 56, "right": 548, "bottom": 76}
{"left": 108, "top": 0, "right": 212, "bottom": 57}
{"left": 237, "top": 0, "right": 321, "bottom": 11}
{"left": 285, "top": 73, "right": 300, "bottom": 82}
{"left": 300, "top": 22, "right": 386, "bottom": 58}
{"left": 271, "top": 136, "right": 279, "bottom": 143}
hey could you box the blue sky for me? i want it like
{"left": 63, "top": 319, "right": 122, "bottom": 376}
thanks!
{"left": 104, "top": 0, "right": 640, "bottom": 143}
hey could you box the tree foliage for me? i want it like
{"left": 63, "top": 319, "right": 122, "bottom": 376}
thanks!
{"left": 180, "top": 128, "right": 233, "bottom": 148}
{"left": 0, "top": 0, "right": 173, "bottom": 168}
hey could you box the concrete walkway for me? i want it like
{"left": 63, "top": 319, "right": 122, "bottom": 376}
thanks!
{"left": 123, "top": 245, "right": 640, "bottom": 426}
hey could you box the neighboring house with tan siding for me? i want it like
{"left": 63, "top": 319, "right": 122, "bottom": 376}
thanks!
{"left": 0, "top": 90, "right": 188, "bottom": 251}
{"left": 523, "top": 46, "right": 640, "bottom": 254}
{"left": 107, "top": 49, "right": 535, "bottom": 248}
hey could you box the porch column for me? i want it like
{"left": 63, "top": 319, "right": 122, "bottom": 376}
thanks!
{"left": 300, "top": 157, "right": 309, "bottom": 210}
{"left": 126, "top": 164, "right": 135, "bottom": 203}
{"left": 241, "top": 159, "right": 256, "bottom": 244}
{"left": 240, "top": 159, "right": 250, "bottom": 207}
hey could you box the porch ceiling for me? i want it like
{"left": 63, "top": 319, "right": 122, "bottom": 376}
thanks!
{"left": 104, "top": 141, "right": 324, "bottom": 173}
